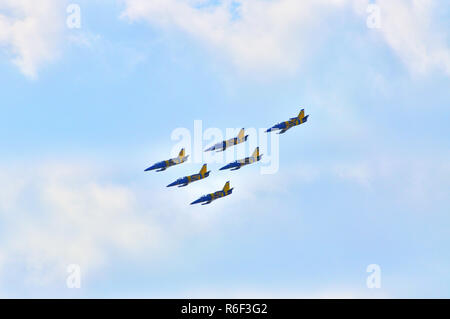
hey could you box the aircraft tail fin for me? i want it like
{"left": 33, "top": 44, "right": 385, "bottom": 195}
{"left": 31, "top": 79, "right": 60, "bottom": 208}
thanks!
{"left": 298, "top": 109, "right": 305, "bottom": 120}
{"left": 237, "top": 128, "right": 245, "bottom": 140}
{"left": 223, "top": 181, "right": 230, "bottom": 192}
{"left": 252, "top": 147, "right": 260, "bottom": 158}
{"left": 199, "top": 164, "right": 207, "bottom": 175}
{"left": 178, "top": 148, "right": 185, "bottom": 158}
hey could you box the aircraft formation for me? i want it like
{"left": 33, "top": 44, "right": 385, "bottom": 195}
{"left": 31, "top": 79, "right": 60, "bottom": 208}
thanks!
{"left": 144, "top": 108, "right": 309, "bottom": 205}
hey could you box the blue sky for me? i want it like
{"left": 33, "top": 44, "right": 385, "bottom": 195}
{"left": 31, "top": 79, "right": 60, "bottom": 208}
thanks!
{"left": 0, "top": 0, "right": 449, "bottom": 298}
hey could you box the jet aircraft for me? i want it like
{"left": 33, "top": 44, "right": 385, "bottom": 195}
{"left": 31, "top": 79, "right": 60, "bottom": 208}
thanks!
{"left": 144, "top": 148, "right": 189, "bottom": 172}
{"left": 219, "top": 147, "right": 262, "bottom": 171}
{"left": 265, "top": 109, "right": 309, "bottom": 134}
{"left": 167, "top": 164, "right": 210, "bottom": 187}
{"left": 190, "top": 181, "right": 234, "bottom": 205}
{"left": 205, "top": 128, "right": 248, "bottom": 152}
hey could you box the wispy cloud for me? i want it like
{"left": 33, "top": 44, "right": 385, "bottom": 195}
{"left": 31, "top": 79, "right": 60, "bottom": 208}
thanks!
{"left": 0, "top": 0, "right": 66, "bottom": 78}
{"left": 121, "top": 0, "right": 450, "bottom": 77}
{"left": 2, "top": 0, "right": 448, "bottom": 78}
{"left": 332, "top": 153, "right": 450, "bottom": 208}
{"left": 0, "top": 149, "right": 448, "bottom": 295}
{"left": 0, "top": 162, "right": 160, "bottom": 285}
{"left": 375, "top": 0, "right": 450, "bottom": 76}
{"left": 0, "top": 159, "right": 237, "bottom": 289}
{"left": 121, "top": 0, "right": 360, "bottom": 74}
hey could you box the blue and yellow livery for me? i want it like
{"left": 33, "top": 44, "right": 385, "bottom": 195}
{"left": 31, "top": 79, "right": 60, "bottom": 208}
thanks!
{"left": 205, "top": 128, "right": 249, "bottom": 152}
{"left": 167, "top": 164, "right": 210, "bottom": 187}
{"left": 144, "top": 148, "right": 189, "bottom": 172}
{"left": 219, "top": 147, "right": 262, "bottom": 171}
{"left": 190, "top": 181, "right": 234, "bottom": 205}
{"left": 265, "top": 109, "right": 309, "bottom": 134}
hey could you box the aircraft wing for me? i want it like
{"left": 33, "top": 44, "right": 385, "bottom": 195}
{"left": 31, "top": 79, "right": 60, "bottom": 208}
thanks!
{"left": 202, "top": 200, "right": 213, "bottom": 205}
{"left": 278, "top": 128, "right": 289, "bottom": 134}
{"left": 205, "top": 142, "right": 224, "bottom": 152}
{"left": 219, "top": 162, "right": 239, "bottom": 171}
{"left": 204, "top": 145, "right": 217, "bottom": 152}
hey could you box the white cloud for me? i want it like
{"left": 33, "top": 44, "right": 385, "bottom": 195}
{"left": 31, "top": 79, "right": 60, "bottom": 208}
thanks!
{"left": 122, "top": 0, "right": 450, "bottom": 76}
{"left": 0, "top": 0, "right": 65, "bottom": 78}
{"left": 121, "top": 0, "right": 360, "bottom": 74}
{"left": 0, "top": 150, "right": 447, "bottom": 293}
{"left": 0, "top": 159, "right": 238, "bottom": 288}
{"left": 1, "top": 0, "right": 447, "bottom": 78}
{"left": 67, "top": 32, "right": 101, "bottom": 49}
{"left": 333, "top": 153, "right": 450, "bottom": 208}
{"left": 0, "top": 162, "right": 165, "bottom": 286}
{"left": 0, "top": 156, "right": 312, "bottom": 288}
{"left": 375, "top": 0, "right": 450, "bottom": 76}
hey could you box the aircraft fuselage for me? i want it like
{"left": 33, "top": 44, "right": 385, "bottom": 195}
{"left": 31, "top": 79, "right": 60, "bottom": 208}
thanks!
{"left": 167, "top": 171, "right": 210, "bottom": 187}
{"left": 145, "top": 155, "right": 189, "bottom": 172}
{"left": 190, "top": 188, "right": 233, "bottom": 205}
